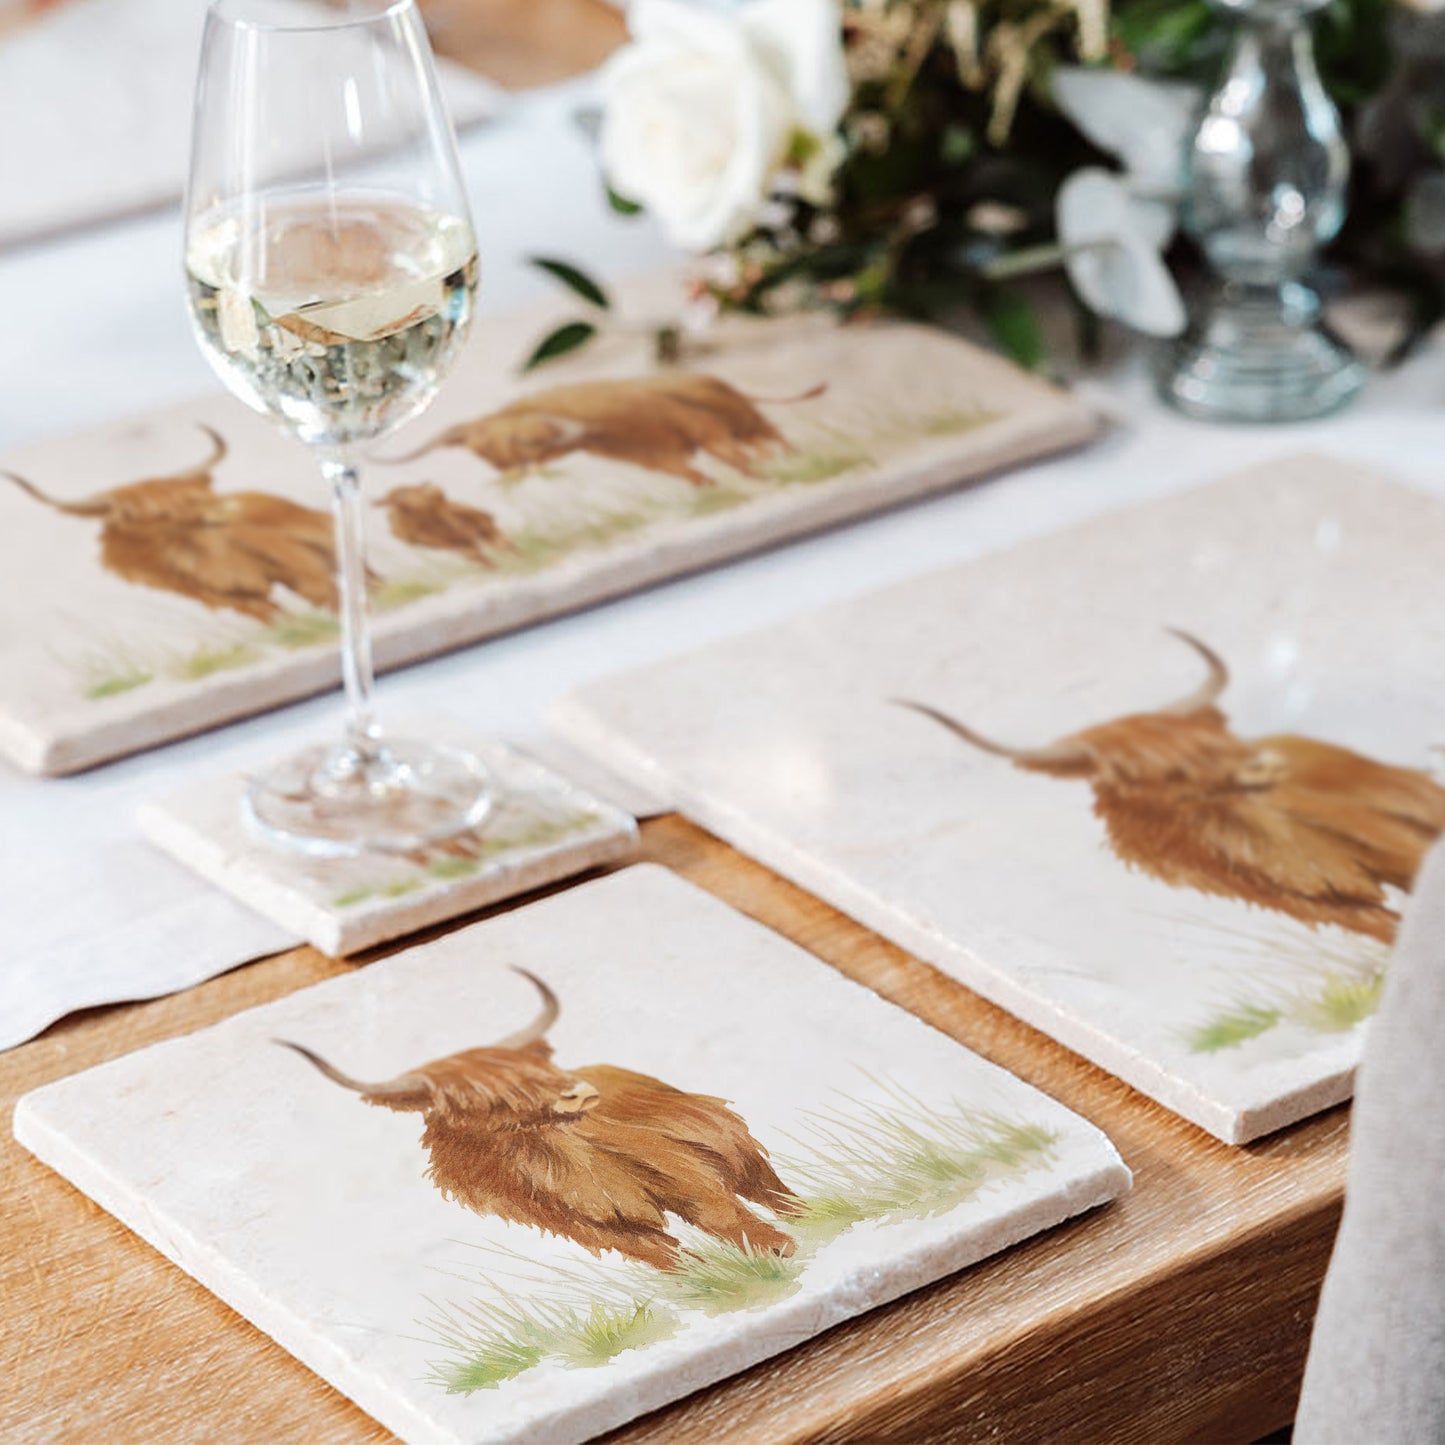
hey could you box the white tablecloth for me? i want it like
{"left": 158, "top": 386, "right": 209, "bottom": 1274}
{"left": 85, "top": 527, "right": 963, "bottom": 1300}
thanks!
{"left": 0, "top": 0, "right": 502, "bottom": 249}
{"left": 3, "top": 77, "right": 1443, "bottom": 1051}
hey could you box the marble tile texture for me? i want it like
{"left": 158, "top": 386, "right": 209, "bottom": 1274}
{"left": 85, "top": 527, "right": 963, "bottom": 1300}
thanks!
{"left": 552, "top": 458, "right": 1445, "bottom": 1142}
{"left": 14, "top": 866, "right": 1128, "bottom": 1445}
{"left": 0, "top": 298, "right": 1094, "bottom": 776}
{"left": 137, "top": 738, "right": 638, "bottom": 955}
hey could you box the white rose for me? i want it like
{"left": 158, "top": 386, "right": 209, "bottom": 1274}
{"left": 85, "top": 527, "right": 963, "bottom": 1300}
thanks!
{"left": 1052, "top": 66, "right": 1201, "bottom": 210}
{"left": 600, "top": 0, "right": 848, "bottom": 252}
{"left": 1057, "top": 168, "right": 1186, "bottom": 337}
{"left": 742, "top": 0, "right": 850, "bottom": 138}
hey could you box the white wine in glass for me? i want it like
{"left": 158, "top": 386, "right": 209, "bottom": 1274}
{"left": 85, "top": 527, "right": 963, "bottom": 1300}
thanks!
{"left": 184, "top": 0, "right": 488, "bottom": 857}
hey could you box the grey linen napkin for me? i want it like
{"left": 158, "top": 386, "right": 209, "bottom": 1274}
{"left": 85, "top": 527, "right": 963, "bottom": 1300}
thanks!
{"left": 1296, "top": 838, "right": 1445, "bottom": 1440}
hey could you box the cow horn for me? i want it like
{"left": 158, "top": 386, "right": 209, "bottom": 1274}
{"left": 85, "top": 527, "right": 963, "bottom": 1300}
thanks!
{"left": 182, "top": 423, "right": 228, "bottom": 476}
{"left": 272, "top": 1039, "right": 424, "bottom": 1100}
{"left": 1161, "top": 629, "right": 1229, "bottom": 714}
{"left": 893, "top": 699, "right": 1091, "bottom": 767}
{"left": 491, "top": 967, "right": 559, "bottom": 1049}
{"left": 380, "top": 423, "right": 465, "bottom": 465}
{"left": 0, "top": 469, "right": 106, "bottom": 516}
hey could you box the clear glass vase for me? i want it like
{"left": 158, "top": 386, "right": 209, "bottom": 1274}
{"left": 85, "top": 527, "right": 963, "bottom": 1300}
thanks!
{"left": 1156, "top": 0, "right": 1366, "bottom": 422}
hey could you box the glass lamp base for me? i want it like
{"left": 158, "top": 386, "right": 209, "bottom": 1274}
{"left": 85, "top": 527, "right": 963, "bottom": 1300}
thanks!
{"left": 243, "top": 737, "right": 492, "bottom": 858}
{"left": 1156, "top": 281, "right": 1366, "bottom": 423}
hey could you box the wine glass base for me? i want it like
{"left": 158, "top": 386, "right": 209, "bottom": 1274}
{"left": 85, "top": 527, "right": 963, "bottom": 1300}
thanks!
{"left": 1156, "top": 282, "right": 1366, "bottom": 424}
{"left": 243, "top": 738, "right": 492, "bottom": 859}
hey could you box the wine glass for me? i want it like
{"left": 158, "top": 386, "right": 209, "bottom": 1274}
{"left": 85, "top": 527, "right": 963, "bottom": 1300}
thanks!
{"left": 184, "top": 0, "right": 489, "bottom": 856}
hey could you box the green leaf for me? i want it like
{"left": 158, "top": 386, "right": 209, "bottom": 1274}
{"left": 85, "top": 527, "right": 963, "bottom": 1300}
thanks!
{"left": 606, "top": 186, "right": 643, "bottom": 217}
{"left": 530, "top": 257, "right": 610, "bottom": 310}
{"left": 522, "top": 320, "right": 598, "bottom": 372}
{"left": 940, "top": 124, "right": 975, "bottom": 167}
{"left": 980, "top": 287, "right": 1046, "bottom": 372}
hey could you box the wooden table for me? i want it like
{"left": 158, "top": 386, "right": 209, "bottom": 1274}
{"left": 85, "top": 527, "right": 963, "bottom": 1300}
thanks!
{"left": 4, "top": 815, "right": 1346, "bottom": 1442}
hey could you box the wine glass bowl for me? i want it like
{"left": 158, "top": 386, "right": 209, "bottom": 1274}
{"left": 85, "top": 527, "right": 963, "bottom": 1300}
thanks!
{"left": 184, "top": 0, "right": 491, "bottom": 858}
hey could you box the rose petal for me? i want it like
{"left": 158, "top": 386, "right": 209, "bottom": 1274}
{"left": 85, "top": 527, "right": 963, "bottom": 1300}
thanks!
{"left": 1057, "top": 167, "right": 1175, "bottom": 252}
{"left": 1053, "top": 66, "right": 1201, "bottom": 198}
{"left": 742, "top": 0, "right": 850, "bottom": 136}
{"left": 1065, "top": 234, "right": 1187, "bottom": 337}
{"left": 1058, "top": 169, "right": 1186, "bottom": 336}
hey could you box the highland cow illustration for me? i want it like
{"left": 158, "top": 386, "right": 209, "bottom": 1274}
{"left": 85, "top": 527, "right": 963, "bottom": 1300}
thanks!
{"left": 1, "top": 425, "right": 340, "bottom": 622}
{"left": 278, "top": 969, "right": 801, "bottom": 1270}
{"left": 375, "top": 482, "right": 517, "bottom": 567}
{"left": 899, "top": 629, "right": 1445, "bottom": 943}
{"left": 388, "top": 374, "right": 826, "bottom": 488}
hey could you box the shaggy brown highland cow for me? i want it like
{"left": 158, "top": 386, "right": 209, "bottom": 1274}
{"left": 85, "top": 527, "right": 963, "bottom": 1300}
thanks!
{"left": 278, "top": 970, "right": 800, "bottom": 1271}
{"left": 899, "top": 629, "right": 1445, "bottom": 943}
{"left": 387, "top": 373, "right": 824, "bottom": 488}
{"left": 2, "top": 425, "right": 339, "bottom": 621}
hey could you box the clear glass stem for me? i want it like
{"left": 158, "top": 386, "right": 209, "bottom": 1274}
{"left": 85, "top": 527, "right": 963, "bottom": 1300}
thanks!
{"left": 320, "top": 453, "right": 382, "bottom": 762}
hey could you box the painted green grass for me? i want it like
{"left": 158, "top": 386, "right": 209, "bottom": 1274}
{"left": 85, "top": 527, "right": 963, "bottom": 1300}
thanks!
{"left": 423, "top": 1258, "right": 682, "bottom": 1394}
{"left": 759, "top": 446, "right": 873, "bottom": 486}
{"left": 502, "top": 508, "right": 657, "bottom": 573}
{"left": 265, "top": 610, "right": 340, "bottom": 649}
{"left": 170, "top": 641, "right": 261, "bottom": 680}
{"left": 76, "top": 399, "right": 1005, "bottom": 702}
{"left": 657, "top": 1236, "right": 803, "bottom": 1316}
{"left": 1291, "top": 969, "right": 1385, "bottom": 1034}
{"left": 330, "top": 807, "right": 606, "bottom": 908}
{"left": 1188, "top": 1002, "right": 1282, "bottom": 1054}
{"left": 373, "top": 576, "right": 448, "bottom": 611}
{"left": 1183, "top": 920, "right": 1391, "bottom": 1054}
{"left": 424, "top": 1084, "right": 1057, "bottom": 1394}
{"left": 426, "top": 855, "right": 482, "bottom": 881}
{"left": 84, "top": 665, "right": 155, "bottom": 699}
{"left": 916, "top": 406, "right": 998, "bottom": 437}
{"left": 780, "top": 1085, "right": 1059, "bottom": 1237}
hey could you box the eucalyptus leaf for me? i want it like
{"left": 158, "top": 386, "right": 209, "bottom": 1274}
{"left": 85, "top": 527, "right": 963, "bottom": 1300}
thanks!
{"left": 530, "top": 257, "right": 610, "bottom": 310}
{"left": 981, "top": 288, "right": 1046, "bottom": 372}
{"left": 522, "top": 320, "right": 598, "bottom": 372}
{"left": 607, "top": 186, "right": 643, "bottom": 217}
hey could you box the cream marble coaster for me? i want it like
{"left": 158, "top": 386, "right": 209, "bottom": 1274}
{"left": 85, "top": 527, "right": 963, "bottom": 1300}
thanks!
{"left": 552, "top": 457, "right": 1445, "bottom": 1144}
{"left": 14, "top": 865, "right": 1128, "bottom": 1445}
{"left": 137, "top": 739, "right": 637, "bottom": 956}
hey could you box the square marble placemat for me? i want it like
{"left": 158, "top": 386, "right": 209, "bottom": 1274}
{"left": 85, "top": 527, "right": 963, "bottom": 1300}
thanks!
{"left": 14, "top": 865, "right": 1129, "bottom": 1445}
{"left": 138, "top": 739, "right": 637, "bottom": 956}
{"left": 551, "top": 456, "right": 1445, "bottom": 1144}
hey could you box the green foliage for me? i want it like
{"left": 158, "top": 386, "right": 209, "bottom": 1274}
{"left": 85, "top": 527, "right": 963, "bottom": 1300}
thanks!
{"left": 529, "top": 257, "right": 610, "bottom": 310}
{"left": 523, "top": 320, "right": 599, "bottom": 372}
{"left": 606, "top": 185, "right": 643, "bottom": 216}
{"left": 980, "top": 286, "right": 1046, "bottom": 371}
{"left": 1112, "top": 0, "right": 1221, "bottom": 76}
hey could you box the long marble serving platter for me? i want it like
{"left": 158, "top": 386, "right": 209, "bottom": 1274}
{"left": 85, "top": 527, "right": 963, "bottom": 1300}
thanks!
{"left": 551, "top": 457, "right": 1445, "bottom": 1143}
{"left": 0, "top": 289, "right": 1093, "bottom": 775}
{"left": 14, "top": 865, "right": 1128, "bottom": 1445}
